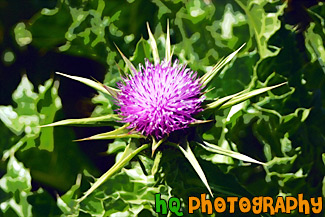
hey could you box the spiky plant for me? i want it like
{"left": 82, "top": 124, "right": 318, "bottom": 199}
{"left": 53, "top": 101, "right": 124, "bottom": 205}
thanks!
{"left": 43, "top": 22, "right": 286, "bottom": 201}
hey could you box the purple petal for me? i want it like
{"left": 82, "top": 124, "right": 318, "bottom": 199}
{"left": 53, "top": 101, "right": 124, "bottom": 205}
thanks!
{"left": 116, "top": 59, "right": 205, "bottom": 139}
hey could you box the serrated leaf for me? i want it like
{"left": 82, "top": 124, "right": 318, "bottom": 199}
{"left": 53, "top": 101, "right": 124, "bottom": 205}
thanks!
{"left": 37, "top": 79, "right": 62, "bottom": 151}
{"left": 264, "top": 155, "right": 297, "bottom": 171}
{"left": 198, "top": 141, "right": 265, "bottom": 165}
{"left": 178, "top": 142, "right": 213, "bottom": 197}
{"left": 146, "top": 22, "right": 160, "bottom": 65}
{"left": 235, "top": 0, "right": 286, "bottom": 59}
{"left": 56, "top": 72, "right": 119, "bottom": 96}
{"left": 305, "top": 22, "right": 325, "bottom": 73}
{"left": 56, "top": 196, "right": 74, "bottom": 215}
{"left": 0, "top": 156, "right": 32, "bottom": 217}
{"left": 0, "top": 106, "right": 24, "bottom": 135}
{"left": 0, "top": 76, "right": 61, "bottom": 151}
{"left": 78, "top": 142, "right": 150, "bottom": 201}
{"left": 57, "top": 174, "right": 82, "bottom": 215}
{"left": 79, "top": 160, "right": 165, "bottom": 216}
{"left": 75, "top": 124, "right": 145, "bottom": 141}
{"left": 200, "top": 44, "right": 245, "bottom": 86}
{"left": 41, "top": 114, "right": 121, "bottom": 127}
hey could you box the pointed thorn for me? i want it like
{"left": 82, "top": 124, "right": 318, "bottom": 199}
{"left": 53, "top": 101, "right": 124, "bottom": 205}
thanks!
{"left": 114, "top": 43, "right": 137, "bottom": 76}
{"left": 202, "top": 87, "right": 215, "bottom": 95}
{"left": 73, "top": 137, "right": 90, "bottom": 142}
{"left": 114, "top": 61, "right": 125, "bottom": 77}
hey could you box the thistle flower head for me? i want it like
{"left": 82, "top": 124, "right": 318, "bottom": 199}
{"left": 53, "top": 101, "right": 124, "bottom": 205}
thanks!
{"left": 116, "top": 60, "right": 205, "bottom": 139}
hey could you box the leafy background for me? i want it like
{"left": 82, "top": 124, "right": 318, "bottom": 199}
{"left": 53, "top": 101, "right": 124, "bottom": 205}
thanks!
{"left": 0, "top": 0, "right": 324, "bottom": 216}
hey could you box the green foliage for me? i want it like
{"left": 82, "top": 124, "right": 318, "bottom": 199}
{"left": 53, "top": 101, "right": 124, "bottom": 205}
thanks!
{"left": 0, "top": 156, "right": 32, "bottom": 217}
{"left": 0, "top": 75, "right": 61, "bottom": 153}
{"left": 14, "top": 23, "right": 33, "bottom": 47}
{"left": 78, "top": 163, "right": 169, "bottom": 217}
{"left": 1, "top": 0, "right": 324, "bottom": 216}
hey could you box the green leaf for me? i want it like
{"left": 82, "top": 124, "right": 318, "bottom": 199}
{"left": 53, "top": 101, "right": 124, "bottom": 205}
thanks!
{"left": 0, "top": 156, "right": 32, "bottom": 217}
{"left": 146, "top": 22, "right": 160, "bottom": 65}
{"left": 198, "top": 141, "right": 265, "bottom": 165}
{"left": 205, "top": 82, "right": 287, "bottom": 110}
{"left": 78, "top": 142, "right": 150, "bottom": 202}
{"left": 107, "top": 140, "right": 127, "bottom": 155}
{"left": 56, "top": 72, "right": 119, "bottom": 96}
{"left": 0, "top": 76, "right": 61, "bottom": 152}
{"left": 78, "top": 160, "right": 166, "bottom": 216}
{"left": 41, "top": 114, "right": 121, "bottom": 127}
{"left": 305, "top": 22, "right": 325, "bottom": 73}
{"left": 199, "top": 44, "right": 245, "bottom": 86}
{"left": 74, "top": 124, "right": 145, "bottom": 141}
{"left": 28, "top": 188, "right": 62, "bottom": 217}
{"left": 130, "top": 37, "right": 151, "bottom": 63}
{"left": 0, "top": 106, "right": 24, "bottom": 135}
{"left": 235, "top": 0, "right": 286, "bottom": 59}
{"left": 37, "top": 79, "right": 62, "bottom": 151}
{"left": 178, "top": 142, "right": 213, "bottom": 197}
{"left": 14, "top": 22, "right": 32, "bottom": 46}
{"left": 57, "top": 174, "right": 82, "bottom": 215}
{"left": 0, "top": 75, "right": 38, "bottom": 135}
{"left": 91, "top": 92, "right": 115, "bottom": 117}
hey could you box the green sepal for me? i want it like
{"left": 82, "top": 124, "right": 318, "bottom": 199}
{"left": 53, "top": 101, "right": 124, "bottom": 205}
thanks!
{"left": 40, "top": 114, "right": 121, "bottom": 127}
{"left": 74, "top": 124, "right": 145, "bottom": 141}
{"left": 165, "top": 20, "right": 172, "bottom": 62}
{"left": 78, "top": 141, "right": 150, "bottom": 202}
{"left": 205, "top": 82, "right": 287, "bottom": 110}
{"left": 146, "top": 22, "right": 160, "bottom": 65}
{"left": 200, "top": 44, "right": 245, "bottom": 86}
{"left": 56, "top": 72, "right": 119, "bottom": 96}
{"left": 178, "top": 142, "right": 213, "bottom": 197}
{"left": 115, "top": 44, "right": 137, "bottom": 76}
{"left": 198, "top": 141, "right": 265, "bottom": 165}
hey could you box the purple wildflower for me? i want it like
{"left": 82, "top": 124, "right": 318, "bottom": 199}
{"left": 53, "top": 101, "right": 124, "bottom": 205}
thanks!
{"left": 116, "top": 60, "right": 205, "bottom": 139}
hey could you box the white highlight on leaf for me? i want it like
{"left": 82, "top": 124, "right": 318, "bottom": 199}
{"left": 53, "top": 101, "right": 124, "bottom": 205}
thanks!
{"left": 221, "top": 4, "right": 245, "bottom": 39}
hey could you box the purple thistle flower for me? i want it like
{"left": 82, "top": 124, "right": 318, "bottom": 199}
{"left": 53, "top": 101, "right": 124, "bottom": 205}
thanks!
{"left": 116, "top": 59, "right": 205, "bottom": 139}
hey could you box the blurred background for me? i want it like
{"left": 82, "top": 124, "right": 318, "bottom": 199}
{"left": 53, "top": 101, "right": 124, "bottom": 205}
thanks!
{"left": 0, "top": 0, "right": 324, "bottom": 216}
